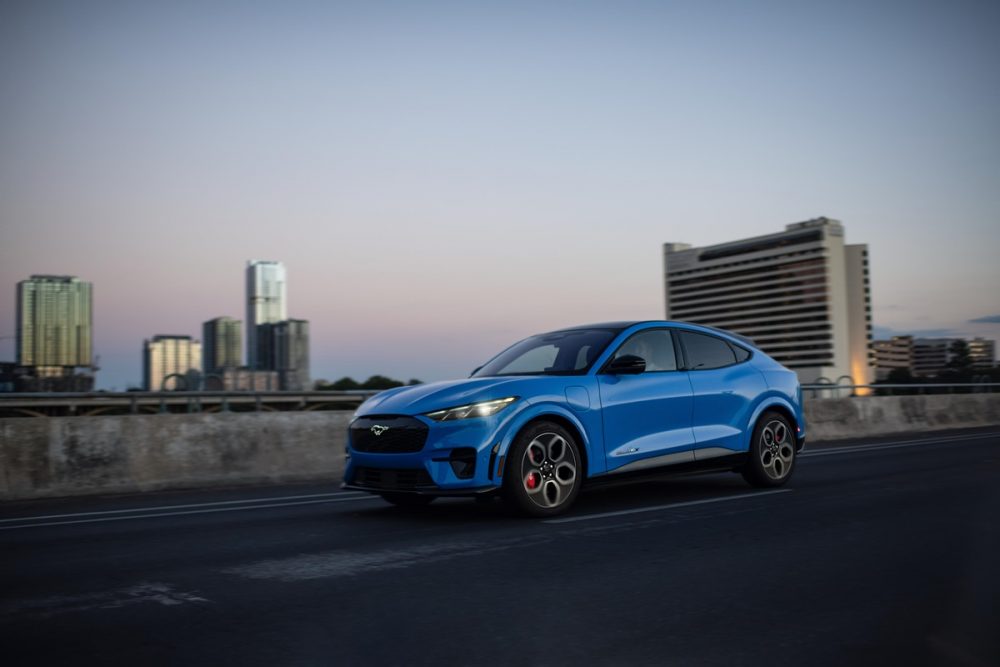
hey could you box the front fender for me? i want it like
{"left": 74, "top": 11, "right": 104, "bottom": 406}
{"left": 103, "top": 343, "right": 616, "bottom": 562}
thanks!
{"left": 496, "top": 402, "right": 603, "bottom": 477}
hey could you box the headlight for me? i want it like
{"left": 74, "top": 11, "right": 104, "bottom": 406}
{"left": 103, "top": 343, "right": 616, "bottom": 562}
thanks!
{"left": 425, "top": 396, "right": 518, "bottom": 421}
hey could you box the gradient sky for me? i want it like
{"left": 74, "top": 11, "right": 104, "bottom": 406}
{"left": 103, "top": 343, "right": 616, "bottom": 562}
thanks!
{"left": 1, "top": 0, "right": 998, "bottom": 389}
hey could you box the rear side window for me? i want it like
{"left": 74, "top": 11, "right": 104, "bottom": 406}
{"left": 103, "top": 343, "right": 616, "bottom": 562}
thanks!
{"left": 732, "top": 344, "right": 751, "bottom": 362}
{"left": 679, "top": 331, "right": 737, "bottom": 370}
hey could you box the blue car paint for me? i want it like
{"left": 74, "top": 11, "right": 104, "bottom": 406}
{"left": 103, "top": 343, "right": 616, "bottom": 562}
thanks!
{"left": 344, "top": 321, "right": 805, "bottom": 494}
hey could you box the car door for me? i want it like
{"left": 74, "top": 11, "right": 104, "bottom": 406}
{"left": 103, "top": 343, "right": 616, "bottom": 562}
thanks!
{"left": 677, "top": 330, "right": 767, "bottom": 456}
{"left": 597, "top": 328, "right": 696, "bottom": 473}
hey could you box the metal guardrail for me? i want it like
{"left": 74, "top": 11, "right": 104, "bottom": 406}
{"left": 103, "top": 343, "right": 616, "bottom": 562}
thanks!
{"left": 801, "top": 382, "right": 1000, "bottom": 398}
{"left": 1, "top": 383, "right": 998, "bottom": 417}
{"left": 0, "top": 390, "right": 380, "bottom": 418}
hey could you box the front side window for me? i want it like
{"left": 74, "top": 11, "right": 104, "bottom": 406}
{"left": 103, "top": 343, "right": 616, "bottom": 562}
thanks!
{"left": 679, "top": 331, "right": 737, "bottom": 370}
{"left": 611, "top": 329, "right": 677, "bottom": 372}
{"left": 474, "top": 329, "right": 617, "bottom": 377}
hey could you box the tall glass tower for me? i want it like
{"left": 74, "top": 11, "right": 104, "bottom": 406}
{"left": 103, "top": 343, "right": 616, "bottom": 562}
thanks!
{"left": 202, "top": 316, "right": 242, "bottom": 372}
{"left": 17, "top": 275, "right": 93, "bottom": 369}
{"left": 246, "top": 260, "right": 287, "bottom": 368}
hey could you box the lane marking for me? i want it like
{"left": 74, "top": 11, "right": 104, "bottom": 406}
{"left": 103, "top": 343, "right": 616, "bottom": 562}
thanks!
{"left": 0, "top": 582, "right": 209, "bottom": 619}
{"left": 225, "top": 534, "right": 553, "bottom": 582}
{"left": 0, "top": 496, "right": 382, "bottom": 531}
{"left": 544, "top": 488, "right": 792, "bottom": 524}
{"left": 0, "top": 490, "right": 366, "bottom": 524}
{"left": 802, "top": 431, "right": 999, "bottom": 459}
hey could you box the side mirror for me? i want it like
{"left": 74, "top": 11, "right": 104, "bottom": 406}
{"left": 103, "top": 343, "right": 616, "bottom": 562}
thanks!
{"left": 605, "top": 354, "right": 646, "bottom": 375}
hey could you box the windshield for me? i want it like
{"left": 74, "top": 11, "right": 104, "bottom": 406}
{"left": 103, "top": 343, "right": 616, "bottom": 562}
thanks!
{"left": 473, "top": 329, "right": 618, "bottom": 377}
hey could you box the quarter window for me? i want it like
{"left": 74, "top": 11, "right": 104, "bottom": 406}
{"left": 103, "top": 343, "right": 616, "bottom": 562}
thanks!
{"left": 679, "top": 331, "right": 737, "bottom": 370}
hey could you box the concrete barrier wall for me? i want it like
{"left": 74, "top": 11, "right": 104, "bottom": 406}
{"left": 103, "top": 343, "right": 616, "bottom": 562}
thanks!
{"left": 1, "top": 394, "right": 998, "bottom": 501}
{"left": 804, "top": 393, "right": 1000, "bottom": 440}
{"left": 0, "top": 412, "right": 351, "bottom": 501}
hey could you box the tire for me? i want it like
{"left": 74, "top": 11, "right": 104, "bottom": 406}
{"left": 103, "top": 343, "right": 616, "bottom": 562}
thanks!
{"left": 380, "top": 492, "right": 435, "bottom": 507}
{"left": 502, "top": 421, "right": 583, "bottom": 517}
{"left": 742, "top": 411, "right": 796, "bottom": 488}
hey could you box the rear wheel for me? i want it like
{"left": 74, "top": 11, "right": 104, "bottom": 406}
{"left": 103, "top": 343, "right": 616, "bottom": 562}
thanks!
{"left": 380, "top": 492, "right": 435, "bottom": 507}
{"left": 502, "top": 421, "right": 582, "bottom": 517}
{"left": 742, "top": 411, "right": 796, "bottom": 488}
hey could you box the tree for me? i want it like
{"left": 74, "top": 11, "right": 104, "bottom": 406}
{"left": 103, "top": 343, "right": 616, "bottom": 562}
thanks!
{"left": 361, "top": 375, "right": 404, "bottom": 390}
{"left": 886, "top": 368, "right": 913, "bottom": 383}
{"left": 946, "top": 339, "right": 972, "bottom": 372}
{"left": 315, "top": 376, "right": 361, "bottom": 391}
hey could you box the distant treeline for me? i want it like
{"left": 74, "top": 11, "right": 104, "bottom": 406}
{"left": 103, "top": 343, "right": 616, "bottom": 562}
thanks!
{"left": 314, "top": 376, "right": 423, "bottom": 391}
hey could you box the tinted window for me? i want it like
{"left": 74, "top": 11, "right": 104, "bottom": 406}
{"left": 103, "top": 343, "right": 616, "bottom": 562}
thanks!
{"left": 732, "top": 344, "right": 751, "bottom": 362}
{"left": 474, "top": 329, "right": 617, "bottom": 377}
{"left": 612, "top": 329, "right": 677, "bottom": 372}
{"left": 680, "top": 331, "right": 737, "bottom": 370}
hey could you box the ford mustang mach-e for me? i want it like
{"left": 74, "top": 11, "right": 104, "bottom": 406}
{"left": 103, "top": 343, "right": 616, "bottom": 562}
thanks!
{"left": 343, "top": 321, "right": 805, "bottom": 516}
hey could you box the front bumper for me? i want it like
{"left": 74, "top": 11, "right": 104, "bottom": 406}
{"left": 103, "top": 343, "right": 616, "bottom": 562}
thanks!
{"left": 343, "top": 408, "right": 521, "bottom": 495}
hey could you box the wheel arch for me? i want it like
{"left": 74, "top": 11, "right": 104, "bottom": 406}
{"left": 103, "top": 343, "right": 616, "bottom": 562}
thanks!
{"left": 747, "top": 398, "right": 802, "bottom": 451}
{"left": 504, "top": 411, "right": 590, "bottom": 479}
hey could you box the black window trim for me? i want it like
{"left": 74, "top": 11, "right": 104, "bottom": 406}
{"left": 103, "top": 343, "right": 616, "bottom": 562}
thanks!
{"left": 598, "top": 327, "right": 682, "bottom": 375}
{"left": 677, "top": 329, "right": 754, "bottom": 371}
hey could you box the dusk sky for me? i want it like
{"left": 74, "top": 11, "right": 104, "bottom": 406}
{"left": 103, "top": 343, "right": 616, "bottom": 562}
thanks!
{"left": 1, "top": 0, "right": 998, "bottom": 390}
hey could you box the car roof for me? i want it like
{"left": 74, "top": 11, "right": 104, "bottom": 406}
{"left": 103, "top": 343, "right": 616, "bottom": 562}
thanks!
{"left": 549, "top": 320, "right": 757, "bottom": 347}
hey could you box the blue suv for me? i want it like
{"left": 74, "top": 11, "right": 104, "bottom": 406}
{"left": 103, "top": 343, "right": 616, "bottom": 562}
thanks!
{"left": 343, "top": 321, "right": 805, "bottom": 516}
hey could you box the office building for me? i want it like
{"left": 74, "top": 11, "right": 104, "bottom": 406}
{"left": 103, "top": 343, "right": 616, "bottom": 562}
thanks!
{"left": 663, "top": 217, "right": 872, "bottom": 385}
{"left": 256, "top": 319, "right": 310, "bottom": 390}
{"left": 873, "top": 336, "right": 996, "bottom": 378}
{"left": 143, "top": 335, "right": 202, "bottom": 391}
{"left": 871, "top": 336, "right": 962, "bottom": 379}
{"left": 873, "top": 336, "right": 914, "bottom": 380}
{"left": 910, "top": 338, "right": 954, "bottom": 376}
{"left": 969, "top": 338, "right": 996, "bottom": 370}
{"left": 246, "top": 260, "right": 287, "bottom": 368}
{"left": 17, "top": 275, "right": 93, "bottom": 369}
{"left": 203, "top": 317, "right": 242, "bottom": 373}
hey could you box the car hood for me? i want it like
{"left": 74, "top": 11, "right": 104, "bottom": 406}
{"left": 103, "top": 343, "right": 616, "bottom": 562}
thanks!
{"left": 356, "top": 376, "right": 560, "bottom": 416}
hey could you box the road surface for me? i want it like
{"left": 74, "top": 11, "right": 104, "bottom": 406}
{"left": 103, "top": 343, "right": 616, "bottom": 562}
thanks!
{"left": 2, "top": 428, "right": 998, "bottom": 666}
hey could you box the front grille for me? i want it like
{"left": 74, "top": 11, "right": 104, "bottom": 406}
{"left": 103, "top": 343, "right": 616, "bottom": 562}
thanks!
{"left": 350, "top": 416, "right": 429, "bottom": 453}
{"left": 352, "top": 467, "right": 435, "bottom": 491}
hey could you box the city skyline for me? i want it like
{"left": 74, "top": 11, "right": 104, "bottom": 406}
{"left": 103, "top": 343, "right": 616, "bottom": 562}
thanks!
{"left": 2, "top": 2, "right": 999, "bottom": 389}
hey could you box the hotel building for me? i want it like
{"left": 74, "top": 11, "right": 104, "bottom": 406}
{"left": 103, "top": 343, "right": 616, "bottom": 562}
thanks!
{"left": 663, "top": 217, "right": 872, "bottom": 385}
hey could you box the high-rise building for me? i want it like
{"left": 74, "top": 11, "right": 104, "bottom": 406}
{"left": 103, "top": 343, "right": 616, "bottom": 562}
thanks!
{"left": 969, "top": 338, "right": 996, "bottom": 370}
{"left": 17, "top": 275, "right": 93, "bottom": 369}
{"left": 663, "top": 217, "right": 873, "bottom": 385}
{"left": 246, "top": 260, "right": 287, "bottom": 369}
{"left": 256, "top": 319, "right": 310, "bottom": 390}
{"left": 143, "top": 335, "right": 202, "bottom": 391}
{"left": 203, "top": 317, "right": 242, "bottom": 373}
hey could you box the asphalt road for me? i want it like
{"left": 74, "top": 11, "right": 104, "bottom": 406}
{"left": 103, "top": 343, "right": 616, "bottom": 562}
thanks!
{"left": 2, "top": 428, "right": 999, "bottom": 666}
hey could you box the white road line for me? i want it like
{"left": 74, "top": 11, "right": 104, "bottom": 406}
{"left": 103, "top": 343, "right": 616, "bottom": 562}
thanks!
{"left": 0, "top": 496, "right": 382, "bottom": 531}
{"left": 802, "top": 431, "right": 999, "bottom": 458}
{"left": 0, "top": 490, "right": 367, "bottom": 524}
{"left": 544, "top": 488, "right": 792, "bottom": 524}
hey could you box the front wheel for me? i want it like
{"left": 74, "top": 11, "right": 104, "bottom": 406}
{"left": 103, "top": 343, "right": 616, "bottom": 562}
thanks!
{"left": 502, "top": 421, "right": 583, "bottom": 517}
{"left": 742, "top": 411, "right": 796, "bottom": 488}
